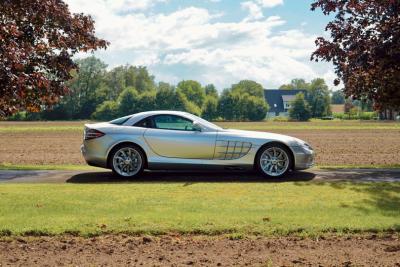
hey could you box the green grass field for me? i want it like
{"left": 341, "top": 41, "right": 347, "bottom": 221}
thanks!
{"left": 0, "top": 182, "right": 399, "bottom": 237}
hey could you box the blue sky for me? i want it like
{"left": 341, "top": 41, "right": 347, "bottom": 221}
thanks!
{"left": 66, "top": 0, "right": 337, "bottom": 90}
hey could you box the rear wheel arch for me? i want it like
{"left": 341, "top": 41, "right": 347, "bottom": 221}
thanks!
{"left": 254, "top": 141, "right": 295, "bottom": 171}
{"left": 107, "top": 142, "right": 148, "bottom": 169}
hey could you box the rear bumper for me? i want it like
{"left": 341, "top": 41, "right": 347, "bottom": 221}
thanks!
{"left": 81, "top": 143, "right": 108, "bottom": 168}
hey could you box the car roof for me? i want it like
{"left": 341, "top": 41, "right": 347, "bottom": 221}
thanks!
{"left": 123, "top": 110, "right": 193, "bottom": 126}
{"left": 132, "top": 110, "right": 191, "bottom": 117}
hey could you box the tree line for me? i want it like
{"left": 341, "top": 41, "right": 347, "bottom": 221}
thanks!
{"left": 9, "top": 56, "right": 361, "bottom": 122}
{"left": 15, "top": 56, "right": 269, "bottom": 121}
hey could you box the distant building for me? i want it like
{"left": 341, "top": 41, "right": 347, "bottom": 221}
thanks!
{"left": 263, "top": 89, "right": 307, "bottom": 117}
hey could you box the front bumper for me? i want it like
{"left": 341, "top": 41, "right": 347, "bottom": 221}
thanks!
{"left": 290, "top": 146, "right": 315, "bottom": 170}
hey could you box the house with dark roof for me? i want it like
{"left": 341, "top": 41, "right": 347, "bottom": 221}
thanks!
{"left": 263, "top": 89, "right": 307, "bottom": 117}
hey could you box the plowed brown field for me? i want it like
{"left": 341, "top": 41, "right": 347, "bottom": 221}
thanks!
{"left": 1, "top": 235, "right": 399, "bottom": 266}
{"left": 1, "top": 121, "right": 399, "bottom": 166}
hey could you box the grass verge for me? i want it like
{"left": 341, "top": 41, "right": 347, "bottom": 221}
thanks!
{"left": 0, "top": 163, "right": 98, "bottom": 171}
{"left": 0, "top": 182, "right": 399, "bottom": 237}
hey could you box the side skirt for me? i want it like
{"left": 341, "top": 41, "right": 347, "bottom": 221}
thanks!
{"left": 148, "top": 162, "right": 253, "bottom": 171}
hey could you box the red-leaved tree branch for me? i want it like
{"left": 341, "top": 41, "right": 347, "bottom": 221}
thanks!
{"left": 0, "top": 0, "right": 108, "bottom": 117}
{"left": 311, "top": 0, "right": 400, "bottom": 110}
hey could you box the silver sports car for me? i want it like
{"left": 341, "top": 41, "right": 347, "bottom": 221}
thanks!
{"left": 81, "top": 111, "right": 314, "bottom": 178}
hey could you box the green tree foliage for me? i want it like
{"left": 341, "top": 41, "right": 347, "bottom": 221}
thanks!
{"left": 65, "top": 56, "right": 108, "bottom": 119}
{"left": 289, "top": 93, "right": 311, "bottom": 121}
{"left": 218, "top": 81, "right": 269, "bottom": 121}
{"left": 242, "top": 94, "right": 269, "bottom": 121}
{"left": 306, "top": 78, "right": 331, "bottom": 118}
{"left": 92, "top": 101, "right": 119, "bottom": 121}
{"left": 231, "top": 80, "right": 264, "bottom": 98}
{"left": 279, "top": 78, "right": 310, "bottom": 90}
{"left": 104, "top": 66, "right": 127, "bottom": 100}
{"left": 331, "top": 90, "right": 345, "bottom": 104}
{"left": 40, "top": 56, "right": 108, "bottom": 120}
{"left": 204, "top": 84, "right": 218, "bottom": 98}
{"left": 137, "top": 92, "right": 156, "bottom": 112}
{"left": 118, "top": 87, "right": 139, "bottom": 116}
{"left": 155, "top": 83, "right": 177, "bottom": 110}
{"left": 126, "top": 66, "right": 156, "bottom": 93}
{"left": 176, "top": 80, "right": 206, "bottom": 107}
{"left": 104, "top": 66, "right": 156, "bottom": 100}
{"left": 175, "top": 92, "right": 201, "bottom": 116}
{"left": 202, "top": 96, "right": 219, "bottom": 121}
{"left": 218, "top": 89, "right": 239, "bottom": 121}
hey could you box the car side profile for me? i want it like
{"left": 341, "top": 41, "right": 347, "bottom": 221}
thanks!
{"left": 81, "top": 111, "right": 314, "bottom": 178}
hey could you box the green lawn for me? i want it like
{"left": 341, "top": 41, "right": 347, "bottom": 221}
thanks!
{"left": 0, "top": 181, "right": 399, "bottom": 237}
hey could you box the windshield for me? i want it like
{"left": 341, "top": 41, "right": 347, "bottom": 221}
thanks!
{"left": 188, "top": 114, "right": 222, "bottom": 130}
{"left": 109, "top": 115, "right": 131, "bottom": 125}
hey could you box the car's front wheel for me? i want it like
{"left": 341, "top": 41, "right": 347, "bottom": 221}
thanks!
{"left": 110, "top": 144, "right": 144, "bottom": 178}
{"left": 256, "top": 143, "right": 292, "bottom": 178}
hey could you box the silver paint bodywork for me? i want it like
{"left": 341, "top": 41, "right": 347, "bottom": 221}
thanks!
{"left": 81, "top": 111, "right": 314, "bottom": 171}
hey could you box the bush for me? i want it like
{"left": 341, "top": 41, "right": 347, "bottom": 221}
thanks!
{"left": 6, "top": 111, "right": 27, "bottom": 121}
{"left": 359, "top": 112, "right": 377, "bottom": 120}
{"left": 333, "top": 112, "right": 377, "bottom": 120}
{"left": 270, "top": 116, "right": 290, "bottom": 122}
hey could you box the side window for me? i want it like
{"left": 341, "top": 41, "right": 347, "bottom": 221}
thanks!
{"left": 134, "top": 117, "right": 152, "bottom": 128}
{"left": 153, "top": 115, "right": 195, "bottom": 131}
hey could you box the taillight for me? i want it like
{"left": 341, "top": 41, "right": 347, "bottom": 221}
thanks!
{"left": 84, "top": 128, "right": 105, "bottom": 140}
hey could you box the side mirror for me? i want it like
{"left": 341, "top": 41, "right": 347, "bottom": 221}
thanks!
{"left": 192, "top": 122, "right": 202, "bottom": 132}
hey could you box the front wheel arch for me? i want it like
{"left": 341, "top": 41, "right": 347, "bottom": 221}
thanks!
{"left": 254, "top": 142, "right": 295, "bottom": 171}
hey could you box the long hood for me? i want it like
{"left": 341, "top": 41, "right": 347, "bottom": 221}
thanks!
{"left": 218, "top": 129, "right": 301, "bottom": 147}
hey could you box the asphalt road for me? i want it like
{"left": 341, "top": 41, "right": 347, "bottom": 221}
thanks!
{"left": 0, "top": 168, "right": 399, "bottom": 183}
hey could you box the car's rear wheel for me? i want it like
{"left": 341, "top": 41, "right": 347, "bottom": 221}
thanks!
{"left": 256, "top": 143, "right": 292, "bottom": 178}
{"left": 110, "top": 145, "right": 144, "bottom": 178}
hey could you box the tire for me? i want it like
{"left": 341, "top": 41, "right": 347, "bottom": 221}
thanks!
{"left": 109, "top": 144, "right": 145, "bottom": 178}
{"left": 256, "top": 143, "right": 292, "bottom": 178}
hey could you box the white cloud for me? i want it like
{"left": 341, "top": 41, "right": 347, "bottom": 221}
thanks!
{"left": 241, "top": 0, "right": 284, "bottom": 22}
{"left": 67, "top": 0, "right": 167, "bottom": 13}
{"left": 241, "top": 1, "right": 264, "bottom": 21}
{"left": 256, "top": 0, "right": 284, "bottom": 8}
{"left": 65, "top": 0, "right": 336, "bottom": 90}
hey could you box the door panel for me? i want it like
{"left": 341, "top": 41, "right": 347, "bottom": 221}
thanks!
{"left": 144, "top": 129, "right": 217, "bottom": 159}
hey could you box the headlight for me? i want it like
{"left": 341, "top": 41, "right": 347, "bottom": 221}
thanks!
{"left": 302, "top": 142, "right": 313, "bottom": 151}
